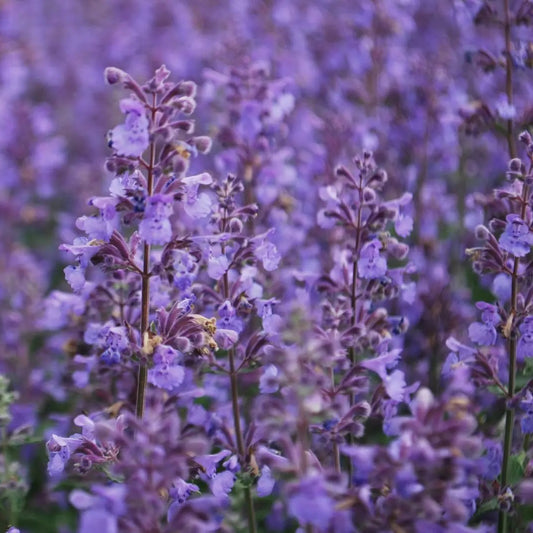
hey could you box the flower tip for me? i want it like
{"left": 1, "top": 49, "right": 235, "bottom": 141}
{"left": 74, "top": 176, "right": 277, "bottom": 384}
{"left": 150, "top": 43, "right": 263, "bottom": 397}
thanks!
{"left": 104, "top": 67, "right": 127, "bottom": 85}
{"left": 191, "top": 136, "right": 212, "bottom": 154}
{"left": 475, "top": 224, "right": 490, "bottom": 240}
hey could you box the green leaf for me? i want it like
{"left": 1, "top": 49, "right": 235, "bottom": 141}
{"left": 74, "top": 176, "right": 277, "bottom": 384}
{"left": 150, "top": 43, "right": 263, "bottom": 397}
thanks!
{"left": 517, "top": 504, "right": 533, "bottom": 524}
{"left": 470, "top": 497, "right": 498, "bottom": 523}
{"left": 507, "top": 453, "right": 526, "bottom": 486}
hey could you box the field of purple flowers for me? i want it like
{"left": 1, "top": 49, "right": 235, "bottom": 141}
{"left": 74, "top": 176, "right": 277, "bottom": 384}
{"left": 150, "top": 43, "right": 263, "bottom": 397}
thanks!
{"left": 2, "top": 1, "right": 533, "bottom": 532}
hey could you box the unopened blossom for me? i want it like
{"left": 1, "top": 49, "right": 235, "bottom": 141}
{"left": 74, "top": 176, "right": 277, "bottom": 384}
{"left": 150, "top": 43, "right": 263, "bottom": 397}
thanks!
{"left": 108, "top": 97, "right": 149, "bottom": 157}
{"left": 499, "top": 214, "right": 533, "bottom": 257}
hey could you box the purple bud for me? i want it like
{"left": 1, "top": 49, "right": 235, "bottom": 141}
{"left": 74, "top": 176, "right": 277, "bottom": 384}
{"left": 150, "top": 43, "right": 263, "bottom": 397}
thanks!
{"left": 190, "top": 136, "right": 212, "bottom": 154}
{"left": 367, "top": 168, "right": 388, "bottom": 189}
{"left": 519, "top": 130, "right": 533, "bottom": 146}
{"left": 363, "top": 187, "right": 376, "bottom": 204}
{"left": 475, "top": 224, "right": 490, "bottom": 240}
{"left": 104, "top": 67, "right": 128, "bottom": 85}
{"left": 229, "top": 218, "right": 244, "bottom": 233}
{"left": 177, "top": 80, "right": 197, "bottom": 98}
{"left": 388, "top": 240, "right": 409, "bottom": 260}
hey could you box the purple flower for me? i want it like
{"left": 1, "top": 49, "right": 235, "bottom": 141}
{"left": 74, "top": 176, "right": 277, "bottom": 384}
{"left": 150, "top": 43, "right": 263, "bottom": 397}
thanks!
{"left": 481, "top": 441, "right": 502, "bottom": 481}
{"left": 207, "top": 246, "right": 229, "bottom": 280}
{"left": 167, "top": 479, "right": 200, "bottom": 521}
{"left": 64, "top": 265, "right": 86, "bottom": 293}
{"left": 257, "top": 465, "right": 275, "bottom": 497}
{"left": 46, "top": 433, "right": 84, "bottom": 475}
{"left": 287, "top": 476, "right": 334, "bottom": 530}
{"left": 169, "top": 478, "right": 200, "bottom": 505}
{"left": 182, "top": 172, "right": 213, "bottom": 219}
{"left": 171, "top": 250, "right": 198, "bottom": 292}
{"left": 78, "top": 509, "right": 118, "bottom": 533}
{"left": 492, "top": 273, "right": 511, "bottom": 302}
{"left": 358, "top": 239, "right": 387, "bottom": 279}
{"left": 108, "top": 97, "right": 149, "bottom": 157}
{"left": 443, "top": 337, "right": 476, "bottom": 375}
{"left": 259, "top": 300, "right": 282, "bottom": 339}
{"left": 100, "top": 326, "right": 129, "bottom": 365}
{"left": 499, "top": 214, "right": 533, "bottom": 257}
{"left": 147, "top": 344, "right": 185, "bottom": 391}
{"left": 196, "top": 450, "right": 231, "bottom": 479}
{"left": 210, "top": 470, "right": 235, "bottom": 499}
{"left": 60, "top": 237, "right": 101, "bottom": 267}
{"left": 467, "top": 302, "right": 500, "bottom": 346}
{"left": 519, "top": 390, "right": 533, "bottom": 434}
{"left": 259, "top": 364, "right": 279, "bottom": 394}
{"left": 360, "top": 349, "right": 405, "bottom": 400}
{"left": 252, "top": 231, "right": 282, "bottom": 271}
{"left": 518, "top": 317, "right": 533, "bottom": 361}
{"left": 76, "top": 197, "right": 119, "bottom": 242}
{"left": 139, "top": 193, "right": 174, "bottom": 245}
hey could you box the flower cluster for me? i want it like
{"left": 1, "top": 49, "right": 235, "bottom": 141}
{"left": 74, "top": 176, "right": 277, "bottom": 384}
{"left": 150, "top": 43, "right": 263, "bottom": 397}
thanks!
{"left": 3, "top": 1, "right": 533, "bottom": 532}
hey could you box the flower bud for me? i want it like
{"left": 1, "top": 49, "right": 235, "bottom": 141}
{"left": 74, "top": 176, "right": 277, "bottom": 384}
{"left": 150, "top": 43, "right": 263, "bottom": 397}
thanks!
{"left": 362, "top": 187, "right": 376, "bottom": 204}
{"left": 388, "top": 239, "right": 409, "bottom": 260}
{"left": 367, "top": 168, "right": 388, "bottom": 189}
{"left": 519, "top": 130, "right": 532, "bottom": 146}
{"left": 475, "top": 224, "right": 490, "bottom": 240}
{"left": 104, "top": 66, "right": 128, "bottom": 85}
{"left": 229, "top": 217, "right": 244, "bottom": 233}
{"left": 190, "top": 136, "right": 212, "bottom": 154}
{"left": 334, "top": 165, "right": 352, "bottom": 180}
{"left": 488, "top": 218, "right": 506, "bottom": 233}
{"left": 173, "top": 96, "right": 196, "bottom": 115}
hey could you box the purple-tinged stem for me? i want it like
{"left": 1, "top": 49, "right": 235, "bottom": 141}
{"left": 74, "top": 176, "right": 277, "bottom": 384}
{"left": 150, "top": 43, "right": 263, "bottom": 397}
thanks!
{"left": 503, "top": 0, "right": 517, "bottom": 160}
{"left": 498, "top": 1, "right": 522, "bottom": 527}
{"left": 221, "top": 209, "right": 257, "bottom": 533}
{"left": 346, "top": 173, "right": 364, "bottom": 485}
{"left": 135, "top": 94, "right": 157, "bottom": 419}
{"left": 499, "top": 174, "right": 530, "bottom": 533}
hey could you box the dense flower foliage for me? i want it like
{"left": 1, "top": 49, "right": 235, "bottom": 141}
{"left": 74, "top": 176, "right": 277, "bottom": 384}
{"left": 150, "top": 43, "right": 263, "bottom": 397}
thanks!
{"left": 2, "top": 1, "right": 533, "bottom": 532}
